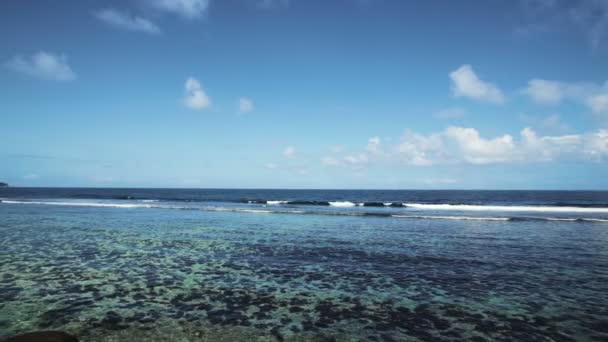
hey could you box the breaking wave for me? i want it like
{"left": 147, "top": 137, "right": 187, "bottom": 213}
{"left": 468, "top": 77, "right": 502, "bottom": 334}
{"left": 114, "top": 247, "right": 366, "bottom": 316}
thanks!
{"left": 1, "top": 199, "right": 607, "bottom": 223}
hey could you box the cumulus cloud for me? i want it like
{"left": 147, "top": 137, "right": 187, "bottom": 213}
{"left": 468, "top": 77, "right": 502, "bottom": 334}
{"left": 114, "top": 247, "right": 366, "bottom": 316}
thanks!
{"left": 449, "top": 64, "right": 505, "bottom": 104}
{"left": 324, "top": 126, "right": 608, "bottom": 167}
{"left": 94, "top": 8, "right": 160, "bottom": 34}
{"left": 5, "top": 51, "right": 76, "bottom": 81}
{"left": 151, "top": 0, "right": 210, "bottom": 19}
{"left": 519, "top": 127, "right": 582, "bottom": 161}
{"left": 183, "top": 77, "right": 211, "bottom": 110}
{"left": 400, "top": 127, "right": 608, "bottom": 165}
{"left": 523, "top": 79, "right": 608, "bottom": 115}
{"left": 238, "top": 97, "right": 254, "bottom": 113}
{"left": 443, "top": 127, "right": 516, "bottom": 164}
{"left": 283, "top": 146, "right": 296, "bottom": 159}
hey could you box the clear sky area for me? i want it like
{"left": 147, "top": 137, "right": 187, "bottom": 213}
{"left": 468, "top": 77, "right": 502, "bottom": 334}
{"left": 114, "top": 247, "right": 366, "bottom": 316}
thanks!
{"left": 1, "top": 0, "right": 607, "bottom": 189}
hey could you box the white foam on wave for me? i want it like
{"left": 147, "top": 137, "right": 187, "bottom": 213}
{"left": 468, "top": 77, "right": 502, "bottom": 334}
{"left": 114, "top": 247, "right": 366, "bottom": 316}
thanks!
{"left": 238, "top": 209, "right": 273, "bottom": 213}
{"left": 1, "top": 200, "right": 155, "bottom": 209}
{"left": 392, "top": 214, "right": 510, "bottom": 221}
{"left": 403, "top": 203, "right": 608, "bottom": 213}
{"left": 266, "top": 200, "right": 288, "bottom": 205}
{"left": 2, "top": 199, "right": 607, "bottom": 222}
{"left": 329, "top": 201, "right": 357, "bottom": 207}
{"left": 580, "top": 218, "right": 608, "bottom": 222}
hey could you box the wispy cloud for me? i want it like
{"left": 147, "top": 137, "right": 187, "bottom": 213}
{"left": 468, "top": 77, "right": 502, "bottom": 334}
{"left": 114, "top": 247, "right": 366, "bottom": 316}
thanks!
{"left": 238, "top": 97, "right": 254, "bottom": 113}
{"left": 256, "top": 0, "right": 290, "bottom": 10}
{"left": 522, "top": 78, "right": 608, "bottom": 115}
{"left": 183, "top": 77, "right": 211, "bottom": 110}
{"left": 151, "top": 0, "right": 210, "bottom": 19}
{"left": 283, "top": 146, "right": 296, "bottom": 159}
{"left": 516, "top": 0, "right": 608, "bottom": 50}
{"left": 94, "top": 8, "right": 161, "bottom": 34}
{"left": 5, "top": 51, "right": 76, "bottom": 81}
{"left": 449, "top": 65, "right": 505, "bottom": 104}
{"left": 519, "top": 113, "right": 570, "bottom": 133}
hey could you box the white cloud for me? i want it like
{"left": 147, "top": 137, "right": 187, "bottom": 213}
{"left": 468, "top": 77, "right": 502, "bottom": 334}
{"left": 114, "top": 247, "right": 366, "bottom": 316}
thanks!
{"left": 283, "top": 146, "right": 296, "bottom": 159}
{"left": 584, "top": 129, "right": 608, "bottom": 161}
{"left": 522, "top": 79, "right": 564, "bottom": 104}
{"left": 183, "top": 77, "right": 211, "bottom": 110}
{"left": 520, "top": 127, "right": 582, "bottom": 161}
{"left": 23, "top": 174, "right": 39, "bottom": 180}
{"left": 94, "top": 9, "right": 161, "bottom": 34}
{"left": 325, "top": 126, "right": 608, "bottom": 167}
{"left": 522, "top": 78, "right": 608, "bottom": 115}
{"left": 444, "top": 127, "right": 516, "bottom": 164}
{"left": 397, "top": 131, "right": 444, "bottom": 166}
{"left": 238, "top": 97, "right": 254, "bottom": 113}
{"left": 151, "top": 0, "right": 210, "bottom": 19}
{"left": 366, "top": 137, "right": 382, "bottom": 155}
{"left": 5, "top": 51, "right": 76, "bottom": 81}
{"left": 587, "top": 94, "right": 608, "bottom": 114}
{"left": 449, "top": 64, "right": 505, "bottom": 104}
{"left": 265, "top": 163, "right": 278, "bottom": 169}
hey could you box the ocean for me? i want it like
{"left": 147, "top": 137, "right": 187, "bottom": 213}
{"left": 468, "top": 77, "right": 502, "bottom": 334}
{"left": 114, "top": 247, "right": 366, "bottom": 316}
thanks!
{"left": 1, "top": 188, "right": 607, "bottom": 341}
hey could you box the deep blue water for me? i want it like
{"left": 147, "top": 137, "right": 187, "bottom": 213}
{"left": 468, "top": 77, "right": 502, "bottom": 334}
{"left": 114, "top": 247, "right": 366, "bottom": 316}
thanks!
{"left": 1, "top": 188, "right": 608, "bottom": 341}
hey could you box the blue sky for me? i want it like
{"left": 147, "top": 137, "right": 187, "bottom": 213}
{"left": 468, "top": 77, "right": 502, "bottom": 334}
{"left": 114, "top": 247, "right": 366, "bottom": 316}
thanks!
{"left": 1, "top": 0, "right": 608, "bottom": 189}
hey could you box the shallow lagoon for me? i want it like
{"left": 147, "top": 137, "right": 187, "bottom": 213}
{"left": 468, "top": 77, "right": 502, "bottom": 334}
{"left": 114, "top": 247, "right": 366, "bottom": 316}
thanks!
{"left": 1, "top": 201, "right": 608, "bottom": 341}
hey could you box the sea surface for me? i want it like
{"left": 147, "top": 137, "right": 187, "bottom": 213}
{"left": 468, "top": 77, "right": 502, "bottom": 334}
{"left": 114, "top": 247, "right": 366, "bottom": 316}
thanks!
{"left": 1, "top": 188, "right": 608, "bottom": 341}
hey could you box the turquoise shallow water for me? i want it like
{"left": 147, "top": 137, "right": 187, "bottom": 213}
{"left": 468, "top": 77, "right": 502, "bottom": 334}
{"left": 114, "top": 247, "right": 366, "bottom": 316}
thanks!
{"left": 1, "top": 196, "right": 608, "bottom": 341}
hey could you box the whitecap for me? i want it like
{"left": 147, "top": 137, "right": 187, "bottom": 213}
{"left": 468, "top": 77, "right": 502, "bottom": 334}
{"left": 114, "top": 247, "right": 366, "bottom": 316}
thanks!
{"left": 403, "top": 203, "right": 608, "bottom": 213}
{"left": 329, "top": 201, "right": 357, "bottom": 207}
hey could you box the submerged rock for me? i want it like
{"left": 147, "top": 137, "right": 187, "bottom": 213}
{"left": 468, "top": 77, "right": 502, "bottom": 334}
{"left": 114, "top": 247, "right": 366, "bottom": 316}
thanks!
{"left": 4, "top": 331, "right": 79, "bottom": 342}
